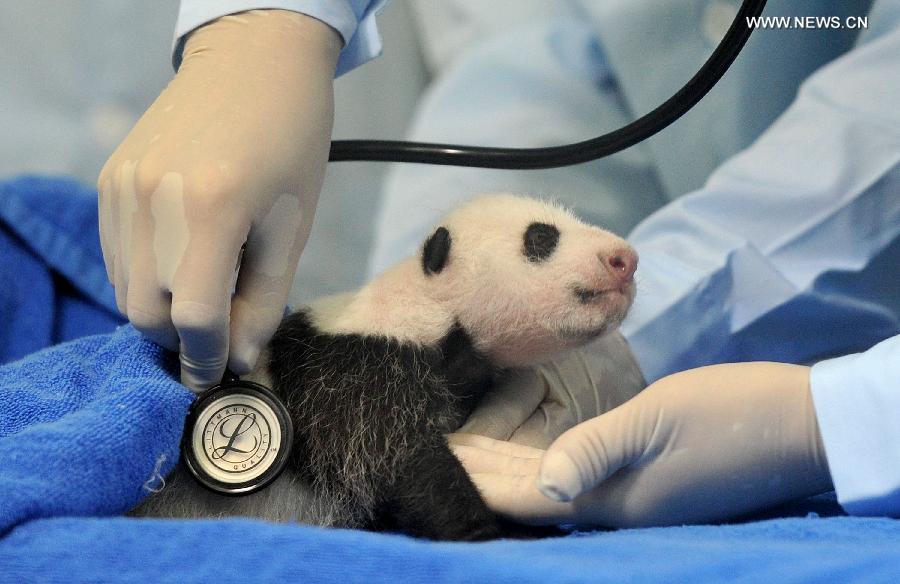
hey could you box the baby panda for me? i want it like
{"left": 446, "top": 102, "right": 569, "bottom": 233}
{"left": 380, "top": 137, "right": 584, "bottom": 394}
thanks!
{"left": 133, "top": 194, "right": 638, "bottom": 541}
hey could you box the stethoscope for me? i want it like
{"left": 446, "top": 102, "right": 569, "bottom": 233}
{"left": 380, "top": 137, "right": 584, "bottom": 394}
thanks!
{"left": 329, "top": 0, "right": 768, "bottom": 169}
{"left": 183, "top": 0, "right": 768, "bottom": 496}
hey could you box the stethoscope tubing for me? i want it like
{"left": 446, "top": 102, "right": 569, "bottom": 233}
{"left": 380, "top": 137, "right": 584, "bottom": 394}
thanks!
{"left": 328, "top": 0, "right": 767, "bottom": 169}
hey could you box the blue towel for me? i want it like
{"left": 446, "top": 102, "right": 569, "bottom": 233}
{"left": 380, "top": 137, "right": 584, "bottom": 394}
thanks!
{"left": 2, "top": 326, "right": 900, "bottom": 582}
{"left": 1, "top": 175, "right": 899, "bottom": 582}
{"left": 0, "top": 326, "right": 193, "bottom": 531}
{"left": 0, "top": 175, "right": 125, "bottom": 364}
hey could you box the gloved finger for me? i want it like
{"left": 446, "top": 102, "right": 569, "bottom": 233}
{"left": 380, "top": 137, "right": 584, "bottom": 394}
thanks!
{"left": 228, "top": 198, "right": 309, "bottom": 374}
{"left": 125, "top": 226, "right": 178, "bottom": 352}
{"left": 228, "top": 297, "right": 285, "bottom": 375}
{"left": 97, "top": 174, "right": 116, "bottom": 283}
{"left": 468, "top": 472, "right": 577, "bottom": 526}
{"left": 458, "top": 367, "right": 548, "bottom": 440}
{"left": 449, "top": 443, "right": 540, "bottom": 477}
{"left": 447, "top": 433, "right": 543, "bottom": 477}
{"left": 128, "top": 299, "right": 178, "bottom": 351}
{"left": 114, "top": 247, "right": 128, "bottom": 316}
{"left": 103, "top": 162, "right": 124, "bottom": 308}
{"left": 126, "top": 263, "right": 178, "bottom": 352}
{"left": 112, "top": 160, "right": 141, "bottom": 315}
{"left": 170, "top": 234, "right": 245, "bottom": 392}
{"left": 172, "top": 296, "right": 230, "bottom": 392}
{"left": 508, "top": 339, "right": 645, "bottom": 445}
{"left": 115, "top": 160, "right": 139, "bottom": 289}
{"left": 447, "top": 433, "right": 544, "bottom": 459}
{"left": 510, "top": 401, "right": 575, "bottom": 448}
{"left": 539, "top": 397, "right": 654, "bottom": 502}
{"left": 541, "top": 332, "right": 646, "bottom": 419}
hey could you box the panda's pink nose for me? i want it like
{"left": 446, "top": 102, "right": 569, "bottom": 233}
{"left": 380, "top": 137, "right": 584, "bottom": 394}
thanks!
{"left": 603, "top": 247, "right": 637, "bottom": 284}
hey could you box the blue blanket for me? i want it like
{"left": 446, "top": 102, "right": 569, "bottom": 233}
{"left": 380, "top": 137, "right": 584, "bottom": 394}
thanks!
{"left": 0, "top": 176, "right": 125, "bottom": 364}
{"left": 1, "top": 176, "right": 899, "bottom": 582}
{"left": 3, "top": 326, "right": 899, "bottom": 582}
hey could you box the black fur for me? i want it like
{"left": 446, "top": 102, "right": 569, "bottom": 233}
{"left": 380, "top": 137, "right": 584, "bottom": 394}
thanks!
{"left": 266, "top": 311, "right": 502, "bottom": 541}
{"left": 422, "top": 227, "right": 452, "bottom": 274}
{"left": 523, "top": 222, "right": 560, "bottom": 262}
{"left": 573, "top": 285, "right": 603, "bottom": 303}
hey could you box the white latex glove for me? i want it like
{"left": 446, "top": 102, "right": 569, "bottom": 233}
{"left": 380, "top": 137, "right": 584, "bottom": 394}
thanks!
{"left": 459, "top": 332, "right": 646, "bottom": 448}
{"left": 97, "top": 10, "right": 341, "bottom": 391}
{"left": 450, "top": 362, "right": 833, "bottom": 528}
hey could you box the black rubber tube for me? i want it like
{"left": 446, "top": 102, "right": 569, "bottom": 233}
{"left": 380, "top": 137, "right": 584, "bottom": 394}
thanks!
{"left": 328, "top": 0, "right": 767, "bottom": 169}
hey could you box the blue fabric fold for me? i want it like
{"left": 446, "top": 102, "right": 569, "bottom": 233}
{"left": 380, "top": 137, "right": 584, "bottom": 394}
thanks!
{"left": 0, "top": 175, "right": 125, "bottom": 364}
{"left": 0, "top": 325, "right": 194, "bottom": 532}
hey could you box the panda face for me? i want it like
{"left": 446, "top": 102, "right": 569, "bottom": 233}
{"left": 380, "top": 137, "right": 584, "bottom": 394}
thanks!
{"left": 423, "top": 194, "right": 637, "bottom": 368}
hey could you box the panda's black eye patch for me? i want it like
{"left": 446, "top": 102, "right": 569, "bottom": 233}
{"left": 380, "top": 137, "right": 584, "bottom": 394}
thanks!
{"left": 523, "top": 222, "right": 560, "bottom": 262}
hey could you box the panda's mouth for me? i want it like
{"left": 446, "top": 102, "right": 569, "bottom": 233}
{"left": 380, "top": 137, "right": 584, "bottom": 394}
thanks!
{"left": 572, "top": 285, "right": 615, "bottom": 304}
{"left": 558, "top": 322, "right": 612, "bottom": 341}
{"left": 573, "top": 280, "right": 636, "bottom": 304}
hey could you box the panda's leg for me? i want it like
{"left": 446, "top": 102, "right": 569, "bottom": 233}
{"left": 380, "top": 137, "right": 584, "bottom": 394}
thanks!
{"left": 378, "top": 434, "right": 502, "bottom": 541}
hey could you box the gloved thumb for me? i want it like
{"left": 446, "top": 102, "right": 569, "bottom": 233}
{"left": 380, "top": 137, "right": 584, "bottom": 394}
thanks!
{"left": 537, "top": 398, "right": 652, "bottom": 502}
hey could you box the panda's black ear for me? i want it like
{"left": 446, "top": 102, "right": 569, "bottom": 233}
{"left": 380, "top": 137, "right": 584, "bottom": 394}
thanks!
{"left": 422, "top": 227, "right": 451, "bottom": 275}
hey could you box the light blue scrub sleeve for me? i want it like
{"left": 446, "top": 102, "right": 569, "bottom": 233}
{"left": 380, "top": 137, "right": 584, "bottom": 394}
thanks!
{"left": 173, "top": 0, "right": 387, "bottom": 76}
{"left": 810, "top": 334, "right": 900, "bottom": 517}
{"left": 623, "top": 4, "right": 900, "bottom": 382}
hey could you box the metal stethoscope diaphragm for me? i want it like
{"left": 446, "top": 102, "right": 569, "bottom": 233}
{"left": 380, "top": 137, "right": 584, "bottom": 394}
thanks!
{"left": 182, "top": 375, "right": 293, "bottom": 495}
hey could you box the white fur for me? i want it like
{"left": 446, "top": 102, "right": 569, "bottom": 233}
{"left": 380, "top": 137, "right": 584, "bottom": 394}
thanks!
{"left": 306, "top": 194, "right": 636, "bottom": 367}
{"left": 308, "top": 266, "right": 454, "bottom": 346}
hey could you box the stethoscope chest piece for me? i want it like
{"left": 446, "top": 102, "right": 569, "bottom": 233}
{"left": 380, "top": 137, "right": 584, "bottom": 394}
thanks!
{"left": 182, "top": 378, "right": 293, "bottom": 495}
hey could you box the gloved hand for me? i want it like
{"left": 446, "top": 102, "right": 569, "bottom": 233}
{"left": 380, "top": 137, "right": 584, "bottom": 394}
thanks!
{"left": 97, "top": 10, "right": 341, "bottom": 391}
{"left": 458, "top": 332, "right": 646, "bottom": 448}
{"left": 450, "top": 362, "right": 833, "bottom": 527}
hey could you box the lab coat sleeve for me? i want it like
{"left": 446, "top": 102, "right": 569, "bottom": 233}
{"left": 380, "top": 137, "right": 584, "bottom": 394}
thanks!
{"left": 622, "top": 7, "right": 900, "bottom": 382}
{"left": 173, "top": 0, "right": 388, "bottom": 76}
{"left": 810, "top": 334, "right": 900, "bottom": 516}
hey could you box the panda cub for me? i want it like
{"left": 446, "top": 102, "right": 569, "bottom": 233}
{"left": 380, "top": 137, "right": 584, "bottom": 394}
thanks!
{"left": 134, "top": 194, "right": 638, "bottom": 541}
